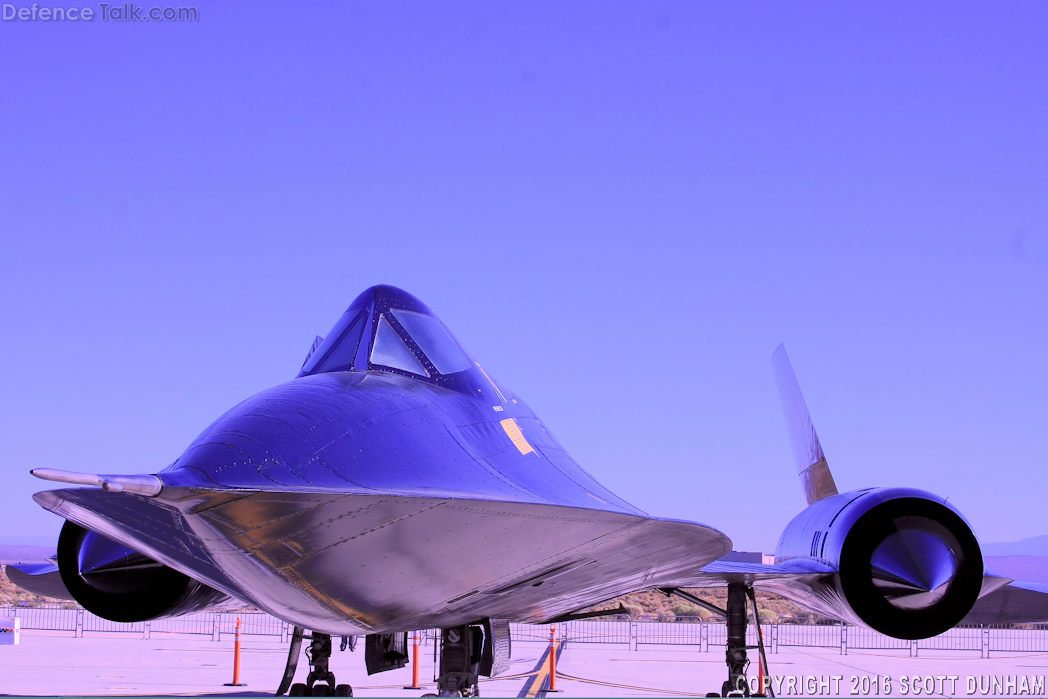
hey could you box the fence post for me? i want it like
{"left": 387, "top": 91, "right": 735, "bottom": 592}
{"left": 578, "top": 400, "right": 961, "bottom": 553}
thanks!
{"left": 771, "top": 622, "right": 777, "bottom": 654}
{"left": 212, "top": 612, "right": 221, "bottom": 642}
{"left": 910, "top": 638, "right": 918, "bottom": 657}
{"left": 982, "top": 625, "right": 989, "bottom": 659}
{"left": 629, "top": 620, "right": 638, "bottom": 651}
{"left": 841, "top": 623, "right": 847, "bottom": 656}
{"left": 75, "top": 607, "right": 84, "bottom": 638}
{"left": 144, "top": 621, "right": 151, "bottom": 641}
{"left": 701, "top": 619, "right": 708, "bottom": 654}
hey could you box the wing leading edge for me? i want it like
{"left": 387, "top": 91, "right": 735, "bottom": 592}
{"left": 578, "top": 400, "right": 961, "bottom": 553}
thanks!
{"left": 33, "top": 484, "right": 731, "bottom": 635}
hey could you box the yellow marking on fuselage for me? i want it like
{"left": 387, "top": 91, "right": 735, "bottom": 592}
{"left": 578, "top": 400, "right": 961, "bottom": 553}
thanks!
{"left": 500, "top": 418, "right": 534, "bottom": 455}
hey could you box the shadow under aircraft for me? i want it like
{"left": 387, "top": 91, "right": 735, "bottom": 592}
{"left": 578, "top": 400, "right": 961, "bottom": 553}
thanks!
{"left": 12, "top": 285, "right": 1048, "bottom": 697}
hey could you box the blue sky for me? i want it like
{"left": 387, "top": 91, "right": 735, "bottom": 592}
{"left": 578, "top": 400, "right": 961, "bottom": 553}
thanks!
{"left": 1, "top": 2, "right": 1045, "bottom": 552}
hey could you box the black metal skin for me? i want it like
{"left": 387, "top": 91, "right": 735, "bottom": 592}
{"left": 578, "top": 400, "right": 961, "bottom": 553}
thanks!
{"left": 35, "top": 285, "right": 732, "bottom": 635}
{"left": 27, "top": 285, "right": 1003, "bottom": 694}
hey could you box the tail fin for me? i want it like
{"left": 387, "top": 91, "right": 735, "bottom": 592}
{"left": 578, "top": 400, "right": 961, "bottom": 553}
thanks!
{"left": 771, "top": 344, "right": 839, "bottom": 506}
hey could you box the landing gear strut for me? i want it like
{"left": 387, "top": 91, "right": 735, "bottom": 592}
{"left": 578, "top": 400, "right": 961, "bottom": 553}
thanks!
{"left": 661, "top": 584, "right": 773, "bottom": 698}
{"left": 275, "top": 627, "right": 353, "bottom": 697}
{"left": 435, "top": 624, "right": 483, "bottom": 697}
{"left": 723, "top": 583, "right": 750, "bottom": 697}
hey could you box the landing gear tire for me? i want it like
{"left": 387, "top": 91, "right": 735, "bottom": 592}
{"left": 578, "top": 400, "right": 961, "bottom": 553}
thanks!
{"left": 277, "top": 629, "right": 352, "bottom": 698}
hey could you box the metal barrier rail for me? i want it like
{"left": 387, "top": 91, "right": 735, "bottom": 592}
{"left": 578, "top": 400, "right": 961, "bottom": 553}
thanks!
{"left": 5, "top": 604, "right": 1048, "bottom": 657}
{"left": 989, "top": 623, "right": 1048, "bottom": 653}
{"left": 508, "top": 623, "right": 550, "bottom": 643}
{"left": 919, "top": 625, "right": 983, "bottom": 652}
{"left": 0, "top": 605, "right": 77, "bottom": 632}
{"left": 563, "top": 616, "right": 634, "bottom": 645}
{"left": 214, "top": 612, "right": 284, "bottom": 640}
{"left": 775, "top": 620, "right": 843, "bottom": 649}
{"left": 148, "top": 612, "right": 222, "bottom": 638}
{"left": 0, "top": 606, "right": 286, "bottom": 640}
{"left": 635, "top": 620, "right": 703, "bottom": 646}
{"left": 82, "top": 614, "right": 148, "bottom": 635}
{"left": 843, "top": 624, "right": 910, "bottom": 651}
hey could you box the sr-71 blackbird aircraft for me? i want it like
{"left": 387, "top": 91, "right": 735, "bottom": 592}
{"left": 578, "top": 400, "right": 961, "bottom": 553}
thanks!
{"left": 11, "top": 285, "right": 1048, "bottom": 697}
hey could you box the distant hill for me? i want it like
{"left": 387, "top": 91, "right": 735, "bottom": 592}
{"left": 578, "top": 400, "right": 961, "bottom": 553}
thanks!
{"left": 0, "top": 545, "right": 55, "bottom": 565}
{"left": 0, "top": 535, "right": 60, "bottom": 548}
{"left": 982, "top": 534, "right": 1048, "bottom": 557}
{"left": 983, "top": 556, "right": 1048, "bottom": 584}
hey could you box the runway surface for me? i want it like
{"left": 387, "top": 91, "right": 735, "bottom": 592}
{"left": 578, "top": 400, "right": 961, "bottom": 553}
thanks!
{"left": 1, "top": 629, "right": 1046, "bottom": 696}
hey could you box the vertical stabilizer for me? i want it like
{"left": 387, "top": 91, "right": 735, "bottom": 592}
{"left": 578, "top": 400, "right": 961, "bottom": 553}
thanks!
{"left": 771, "top": 344, "right": 838, "bottom": 506}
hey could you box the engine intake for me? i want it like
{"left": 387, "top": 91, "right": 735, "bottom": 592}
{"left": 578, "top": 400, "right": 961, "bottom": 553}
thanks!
{"left": 57, "top": 521, "right": 228, "bottom": 623}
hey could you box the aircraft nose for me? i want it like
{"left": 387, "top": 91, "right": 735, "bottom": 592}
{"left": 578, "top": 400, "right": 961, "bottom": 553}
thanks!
{"left": 165, "top": 372, "right": 489, "bottom": 493}
{"left": 165, "top": 373, "right": 381, "bottom": 488}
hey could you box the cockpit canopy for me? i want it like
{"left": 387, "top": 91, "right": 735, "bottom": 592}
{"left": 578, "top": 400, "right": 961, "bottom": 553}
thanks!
{"left": 298, "top": 285, "right": 474, "bottom": 382}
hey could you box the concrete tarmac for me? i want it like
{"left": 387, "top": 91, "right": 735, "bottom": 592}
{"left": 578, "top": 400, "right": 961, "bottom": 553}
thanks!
{"left": 0, "top": 629, "right": 1045, "bottom": 697}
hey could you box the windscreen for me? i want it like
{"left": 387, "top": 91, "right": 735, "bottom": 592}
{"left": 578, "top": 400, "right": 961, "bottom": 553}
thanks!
{"left": 391, "top": 309, "right": 472, "bottom": 375}
{"left": 314, "top": 313, "right": 367, "bottom": 374}
{"left": 301, "top": 308, "right": 365, "bottom": 375}
{"left": 299, "top": 285, "right": 479, "bottom": 383}
{"left": 371, "top": 315, "right": 429, "bottom": 377}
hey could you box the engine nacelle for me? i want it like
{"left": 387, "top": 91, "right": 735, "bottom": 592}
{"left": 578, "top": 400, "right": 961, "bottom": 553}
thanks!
{"left": 57, "top": 521, "right": 229, "bottom": 623}
{"left": 775, "top": 487, "right": 983, "bottom": 639}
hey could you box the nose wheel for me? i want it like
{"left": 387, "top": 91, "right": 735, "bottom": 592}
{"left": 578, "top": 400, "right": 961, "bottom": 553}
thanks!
{"left": 276, "top": 627, "right": 353, "bottom": 697}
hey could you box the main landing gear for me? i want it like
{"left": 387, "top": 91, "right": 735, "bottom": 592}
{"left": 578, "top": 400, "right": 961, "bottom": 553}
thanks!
{"left": 722, "top": 583, "right": 751, "bottom": 698}
{"left": 662, "top": 583, "right": 773, "bottom": 698}
{"left": 432, "top": 624, "right": 484, "bottom": 697}
{"left": 276, "top": 627, "right": 353, "bottom": 697}
{"left": 719, "top": 583, "right": 774, "bottom": 698}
